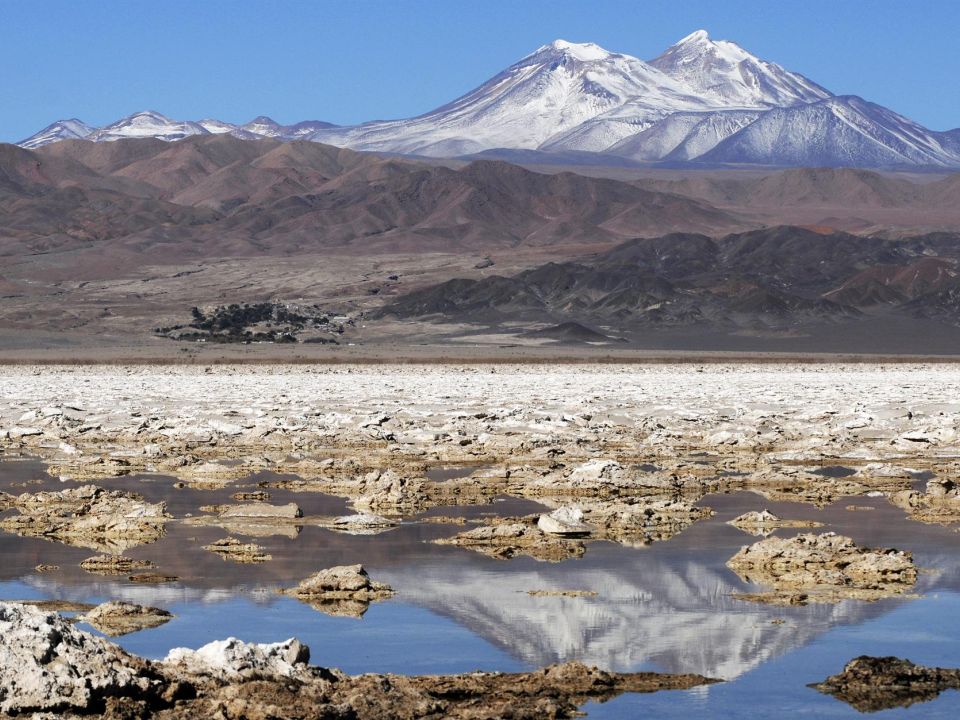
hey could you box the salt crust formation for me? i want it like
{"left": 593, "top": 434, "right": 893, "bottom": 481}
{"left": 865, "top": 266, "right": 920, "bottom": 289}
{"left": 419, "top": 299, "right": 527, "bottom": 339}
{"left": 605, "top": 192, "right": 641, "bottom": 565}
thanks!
{"left": 727, "top": 509, "right": 823, "bottom": 536}
{"left": 280, "top": 565, "right": 394, "bottom": 617}
{"left": 812, "top": 655, "right": 960, "bottom": 712}
{"left": 202, "top": 537, "right": 272, "bottom": 564}
{"left": 80, "top": 601, "right": 174, "bottom": 637}
{"left": 0, "top": 601, "right": 715, "bottom": 718}
{"left": 0, "top": 365, "right": 956, "bottom": 579}
{"left": 727, "top": 532, "right": 917, "bottom": 604}
{"left": 0, "top": 485, "right": 168, "bottom": 553}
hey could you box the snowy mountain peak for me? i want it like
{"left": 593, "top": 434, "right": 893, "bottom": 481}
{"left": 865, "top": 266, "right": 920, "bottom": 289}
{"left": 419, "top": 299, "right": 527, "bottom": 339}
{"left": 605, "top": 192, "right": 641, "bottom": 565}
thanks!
{"left": 675, "top": 29, "right": 711, "bottom": 45}
{"left": 651, "top": 30, "right": 832, "bottom": 108}
{"left": 198, "top": 119, "right": 238, "bottom": 135}
{"left": 124, "top": 110, "right": 176, "bottom": 125}
{"left": 308, "top": 36, "right": 709, "bottom": 155}
{"left": 241, "top": 116, "right": 285, "bottom": 137}
{"left": 18, "top": 118, "right": 94, "bottom": 149}
{"left": 86, "top": 110, "right": 209, "bottom": 143}
{"left": 537, "top": 39, "right": 613, "bottom": 62}
{"left": 13, "top": 30, "right": 958, "bottom": 168}
{"left": 244, "top": 115, "right": 280, "bottom": 129}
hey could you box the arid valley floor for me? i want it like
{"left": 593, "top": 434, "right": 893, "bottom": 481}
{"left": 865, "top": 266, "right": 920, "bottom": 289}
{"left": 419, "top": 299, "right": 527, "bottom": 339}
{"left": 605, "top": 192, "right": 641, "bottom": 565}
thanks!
{"left": 1, "top": 363, "right": 960, "bottom": 717}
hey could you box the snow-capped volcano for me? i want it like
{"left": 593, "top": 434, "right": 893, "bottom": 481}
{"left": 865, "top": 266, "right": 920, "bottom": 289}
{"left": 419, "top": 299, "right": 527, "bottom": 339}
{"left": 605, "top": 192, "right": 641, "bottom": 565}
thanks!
{"left": 14, "top": 30, "right": 959, "bottom": 169}
{"left": 649, "top": 29, "right": 831, "bottom": 108}
{"left": 309, "top": 39, "right": 714, "bottom": 156}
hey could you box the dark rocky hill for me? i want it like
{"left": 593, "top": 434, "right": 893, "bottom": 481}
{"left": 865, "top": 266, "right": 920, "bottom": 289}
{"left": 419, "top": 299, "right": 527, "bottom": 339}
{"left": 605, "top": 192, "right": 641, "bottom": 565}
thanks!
{"left": 378, "top": 226, "right": 960, "bottom": 340}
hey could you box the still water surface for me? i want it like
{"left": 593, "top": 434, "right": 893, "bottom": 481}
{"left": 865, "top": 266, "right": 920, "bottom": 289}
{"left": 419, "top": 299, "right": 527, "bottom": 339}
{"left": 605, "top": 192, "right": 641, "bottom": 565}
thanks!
{"left": 1, "top": 459, "right": 958, "bottom": 717}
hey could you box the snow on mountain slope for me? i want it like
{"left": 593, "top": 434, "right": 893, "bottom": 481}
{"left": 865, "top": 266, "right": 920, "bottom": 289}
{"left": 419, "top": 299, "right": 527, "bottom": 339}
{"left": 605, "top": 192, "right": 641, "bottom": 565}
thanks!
{"left": 311, "top": 31, "right": 837, "bottom": 157}
{"left": 649, "top": 29, "right": 831, "bottom": 108}
{"left": 699, "top": 96, "right": 960, "bottom": 168}
{"left": 18, "top": 119, "right": 95, "bottom": 149}
{"left": 19, "top": 113, "right": 338, "bottom": 148}
{"left": 198, "top": 119, "right": 241, "bottom": 135}
{"left": 86, "top": 110, "right": 210, "bottom": 142}
{"left": 200, "top": 116, "right": 336, "bottom": 140}
{"left": 11, "top": 30, "right": 958, "bottom": 169}
{"left": 541, "top": 29, "right": 834, "bottom": 155}
{"left": 280, "top": 120, "right": 338, "bottom": 139}
{"left": 942, "top": 128, "right": 960, "bottom": 156}
{"left": 538, "top": 95, "right": 709, "bottom": 153}
{"left": 607, "top": 109, "right": 764, "bottom": 161}
{"left": 309, "top": 40, "right": 710, "bottom": 156}
{"left": 241, "top": 116, "right": 337, "bottom": 140}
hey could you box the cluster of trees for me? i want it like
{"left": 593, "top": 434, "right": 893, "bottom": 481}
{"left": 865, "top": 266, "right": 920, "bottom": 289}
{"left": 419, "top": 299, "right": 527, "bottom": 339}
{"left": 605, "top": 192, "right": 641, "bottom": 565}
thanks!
{"left": 155, "top": 303, "right": 344, "bottom": 344}
{"left": 188, "top": 303, "right": 318, "bottom": 334}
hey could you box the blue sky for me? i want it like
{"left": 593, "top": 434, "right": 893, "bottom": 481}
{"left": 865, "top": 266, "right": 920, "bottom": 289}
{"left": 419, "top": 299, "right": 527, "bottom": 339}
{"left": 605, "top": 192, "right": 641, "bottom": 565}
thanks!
{"left": 2, "top": 0, "right": 958, "bottom": 143}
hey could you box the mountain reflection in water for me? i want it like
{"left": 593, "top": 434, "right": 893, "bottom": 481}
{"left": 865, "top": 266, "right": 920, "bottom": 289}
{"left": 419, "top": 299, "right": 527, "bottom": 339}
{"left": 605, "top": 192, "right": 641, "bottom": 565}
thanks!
{"left": 1, "top": 460, "right": 959, "bottom": 684}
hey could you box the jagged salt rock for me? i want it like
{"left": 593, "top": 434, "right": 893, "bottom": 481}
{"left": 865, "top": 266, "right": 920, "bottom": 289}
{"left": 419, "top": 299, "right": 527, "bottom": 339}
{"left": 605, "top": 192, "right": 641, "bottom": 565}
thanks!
{"left": 163, "top": 637, "right": 310, "bottom": 680}
{"left": 538, "top": 506, "right": 592, "bottom": 536}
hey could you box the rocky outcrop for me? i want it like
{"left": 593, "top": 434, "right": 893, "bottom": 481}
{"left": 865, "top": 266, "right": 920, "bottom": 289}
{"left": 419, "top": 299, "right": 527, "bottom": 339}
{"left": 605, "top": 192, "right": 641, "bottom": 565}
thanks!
{"left": 747, "top": 475, "right": 879, "bottom": 507}
{"left": 352, "top": 469, "right": 427, "bottom": 513}
{"left": 80, "top": 602, "right": 174, "bottom": 637}
{"left": 581, "top": 499, "right": 713, "bottom": 545}
{"left": 128, "top": 573, "right": 179, "bottom": 584}
{"left": 0, "top": 485, "right": 169, "bottom": 553}
{"left": 280, "top": 565, "right": 394, "bottom": 617}
{"left": 889, "top": 479, "right": 960, "bottom": 525}
{"left": 727, "top": 510, "right": 823, "bottom": 536}
{"left": 0, "top": 601, "right": 717, "bottom": 719}
{"left": 185, "top": 502, "right": 306, "bottom": 539}
{"left": 218, "top": 502, "right": 302, "bottom": 520}
{"left": 3, "top": 366, "right": 958, "bottom": 534}
{"left": 80, "top": 555, "right": 155, "bottom": 575}
{"left": 231, "top": 490, "right": 271, "bottom": 502}
{"left": 812, "top": 656, "right": 960, "bottom": 712}
{"left": 0, "top": 602, "right": 153, "bottom": 715}
{"left": 202, "top": 537, "right": 272, "bottom": 564}
{"left": 537, "top": 506, "right": 592, "bottom": 536}
{"left": 727, "top": 532, "right": 917, "bottom": 604}
{"left": 164, "top": 637, "right": 311, "bottom": 681}
{"left": 434, "top": 520, "right": 586, "bottom": 562}
{"left": 329, "top": 513, "right": 399, "bottom": 535}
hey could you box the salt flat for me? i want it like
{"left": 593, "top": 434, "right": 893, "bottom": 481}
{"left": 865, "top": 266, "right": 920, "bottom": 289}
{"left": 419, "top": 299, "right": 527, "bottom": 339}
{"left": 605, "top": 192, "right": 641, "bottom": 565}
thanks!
{"left": 2, "top": 364, "right": 958, "bottom": 460}
{"left": 2, "top": 364, "right": 960, "bottom": 718}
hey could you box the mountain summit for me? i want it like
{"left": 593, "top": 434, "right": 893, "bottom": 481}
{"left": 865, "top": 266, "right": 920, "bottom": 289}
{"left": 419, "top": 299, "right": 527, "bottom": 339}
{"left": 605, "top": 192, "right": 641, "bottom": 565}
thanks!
{"left": 649, "top": 29, "right": 831, "bottom": 107}
{"left": 19, "top": 119, "right": 95, "bottom": 149}
{"left": 307, "top": 37, "right": 710, "bottom": 156}
{"left": 15, "top": 31, "right": 960, "bottom": 169}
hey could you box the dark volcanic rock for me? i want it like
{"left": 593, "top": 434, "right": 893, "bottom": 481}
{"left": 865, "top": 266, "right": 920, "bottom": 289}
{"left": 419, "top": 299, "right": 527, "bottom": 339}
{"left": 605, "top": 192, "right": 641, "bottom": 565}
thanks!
{"left": 378, "top": 225, "right": 960, "bottom": 337}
